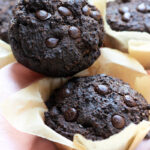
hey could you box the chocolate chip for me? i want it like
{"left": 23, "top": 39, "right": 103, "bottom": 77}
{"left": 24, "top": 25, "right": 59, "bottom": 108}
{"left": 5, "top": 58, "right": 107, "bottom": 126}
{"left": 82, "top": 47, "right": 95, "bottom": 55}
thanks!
{"left": 119, "top": 6, "right": 129, "bottom": 14}
{"left": 69, "top": 26, "right": 81, "bottom": 39}
{"left": 44, "top": 112, "right": 50, "bottom": 118}
{"left": 90, "top": 11, "right": 101, "bottom": 21}
{"left": 49, "top": 107, "right": 59, "bottom": 117}
{"left": 61, "top": 88, "right": 71, "bottom": 97}
{"left": 112, "top": 115, "right": 125, "bottom": 129}
{"left": 46, "top": 38, "right": 59, "bottom": 48}
{"left": 124, "top": 95, "right": 136, "bottom": 107}
{"left": 64, "top": 108, "right": 77, "bottom": 122}
{"left": 36, "top": 10, "right": 51, "bottom": 20}
{"left": 58, "top": 6, "right": 72, "bottom": 16}
{"left": 95, "top": 84, "right": 109, "bottom": 95}
{"left": 79, "top": 124, "right": 83, "bottom": 128}
{"left": 122, "top": 12, "right": 131, "bottom": 22}
{"left": 82, "top": 5, "right": 90, "bottom": 16}
{"left": 137, "top": 3, "right": 147, "bottom": 13}
{"left": 146, "top": 104, "right": 150, "bottom": 110}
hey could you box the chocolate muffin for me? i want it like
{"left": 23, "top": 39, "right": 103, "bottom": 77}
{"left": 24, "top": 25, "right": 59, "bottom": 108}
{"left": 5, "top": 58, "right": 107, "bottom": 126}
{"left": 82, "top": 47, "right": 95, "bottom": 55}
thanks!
{"left": 107, "top": 0, "right": 150, "bottom": 33}
{"left": 0, "top": 0, "right": 17, "bottom": 43}
{"left": 45, "top": 74, "right": 150, "bottom": 141}
{"left": 9, "top": 0, "right": 104, "bottom": 77}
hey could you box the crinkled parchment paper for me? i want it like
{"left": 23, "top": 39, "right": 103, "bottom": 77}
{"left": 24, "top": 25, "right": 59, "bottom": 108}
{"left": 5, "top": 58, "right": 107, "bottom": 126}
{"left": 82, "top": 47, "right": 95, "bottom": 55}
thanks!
{"left": 0, "top": 40, "right": 150, "bottom": 150}
{"left": 128, "top": 40, "right": 150, "bottom": 69}
{"left": 90, "top": 0, "right": 150, "bottom": 52}
{"left": 0, "top": 40, "right": 15, "bottom": 68}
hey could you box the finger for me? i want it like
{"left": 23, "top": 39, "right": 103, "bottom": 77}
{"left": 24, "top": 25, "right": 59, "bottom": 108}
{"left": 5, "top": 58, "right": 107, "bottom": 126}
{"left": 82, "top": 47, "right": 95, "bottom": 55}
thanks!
{"left": 0, "top": 63, "right": 44, "bottom": 101}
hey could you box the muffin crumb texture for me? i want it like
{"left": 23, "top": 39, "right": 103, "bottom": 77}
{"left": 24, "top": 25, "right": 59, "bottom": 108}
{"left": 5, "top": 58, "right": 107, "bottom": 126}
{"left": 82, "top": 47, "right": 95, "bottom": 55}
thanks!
{"left": 45, "top": 74, "right": 149, "bottom": 141}
{"left": 107, "top": 0, "right": 150, "bottom": 33}
{"left": 9, "top": 0, "right": 104, "bottom": 77}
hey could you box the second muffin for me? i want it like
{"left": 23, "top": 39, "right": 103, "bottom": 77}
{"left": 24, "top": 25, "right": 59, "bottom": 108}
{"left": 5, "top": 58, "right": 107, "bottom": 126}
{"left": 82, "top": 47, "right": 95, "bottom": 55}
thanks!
{"left": 45, "top": 74, "right": 149, "bottom": 141}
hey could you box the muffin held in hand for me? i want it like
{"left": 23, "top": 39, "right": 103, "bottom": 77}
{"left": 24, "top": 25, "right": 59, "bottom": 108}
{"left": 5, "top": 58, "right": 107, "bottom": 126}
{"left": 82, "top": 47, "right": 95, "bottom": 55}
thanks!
{"left": 9, "top": 0, "right": 104, "bottom": 77}
{"left": 0, "top": 0, "right": 17, "bottom": 43}
{"left": 45, "top": 74, "right": 150, "bottom": 141}
{"left": 107, "top": 0, "right": 150, "bottom": 33}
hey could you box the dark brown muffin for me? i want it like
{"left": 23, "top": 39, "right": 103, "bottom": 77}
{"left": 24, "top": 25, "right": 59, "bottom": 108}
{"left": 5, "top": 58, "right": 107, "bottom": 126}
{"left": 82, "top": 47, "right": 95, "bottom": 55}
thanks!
{"left": 9, "top": 0, "right": 104, "bottom": 77}
{"left": 45, "top": 74, "right": 149, "bottom": 141}
{"left": 107, "top": 0, "right": 150, "bottom": 33}
{"left": 0, "top": 0, "right": 17, "bottom": 43}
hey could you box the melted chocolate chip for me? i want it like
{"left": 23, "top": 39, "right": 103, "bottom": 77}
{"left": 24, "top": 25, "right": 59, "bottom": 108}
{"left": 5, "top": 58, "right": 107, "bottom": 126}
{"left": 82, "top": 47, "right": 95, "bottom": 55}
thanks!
{"left": 50, "top": 107, "right": 59, "bottom": 117}
{"left": 58, "top": 6, "right": 72, "bottom": 16}
{"left": 82, "top": 5, "right": 90, "bottom": 16}
{"left": 112, "top": 115, "right": 125, "bottom": 129}
{"left": 119, "top": 6, "right": 129, "bottom": 14}
{"left": 90, "top": 11, "right": 101, "bottom": 21}
{"left": 36, "top": 10, "right": 51, "bottom": 20}
{"left": 122, "top": 12, "right": 131, "bottom": 22}
{"left": 64, "top": 108, "right": 77, "bottom": 122}
{"left": 146, "top": 104, "right": 150, "bottom": 110}
{"left": 46, "top": 38, "right": 59, "bottom": 48}
{"left": 95, "top": 84, "right": 109, "bottom": 95}
{"left": 61, "top": 88, "right": 71, "bottom": 97}
{"left": 44, "top": 112, "right": 50, "bottom": 118}
{"left": 124, "top": 95, "right": 136, "bottom": 107}
{"left": 137, "top": 3, "right": 147, "bottom": 13}
{"left": 69, "top": 26, "right": 81, "bottom": 39}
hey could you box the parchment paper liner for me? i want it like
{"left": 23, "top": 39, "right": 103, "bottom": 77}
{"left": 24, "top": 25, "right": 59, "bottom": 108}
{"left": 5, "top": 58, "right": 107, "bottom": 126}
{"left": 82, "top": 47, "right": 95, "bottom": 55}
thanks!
{"left": 1, "top": 40, "right": 150, "bottom": 150}
{"left": 128, "top": 40, "right": 150, "bottom": 69}
{"left": 91, "top": 0, "right": 150, "bottom": 52}
{"left": 0, "top": 40, "right": 15, "bottom": 68}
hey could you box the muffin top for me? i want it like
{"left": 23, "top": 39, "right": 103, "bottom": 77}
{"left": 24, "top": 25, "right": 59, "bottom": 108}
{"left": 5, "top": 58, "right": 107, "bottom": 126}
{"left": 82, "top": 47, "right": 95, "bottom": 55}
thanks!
{"left": 9, "top": 0, "right": 104, "bottom": 77}
{"left": 45, "top": 74, "right": 149, "bottom": 141}
{"left": 107, "top": 0, "right": 150, "bottom": 33}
